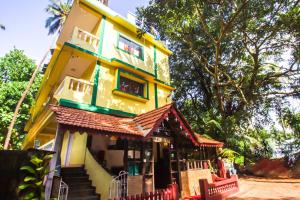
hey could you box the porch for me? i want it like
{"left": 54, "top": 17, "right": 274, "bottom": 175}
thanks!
{"left": 46, "top": 104, "right": 224, "bottom": 199}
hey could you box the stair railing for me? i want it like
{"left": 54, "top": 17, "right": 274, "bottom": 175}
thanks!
{"left": 109, "top": 171, "right": 128, "bottom": 199}
{"left": 58, "top": 179, "right": 69, "bottom": 200}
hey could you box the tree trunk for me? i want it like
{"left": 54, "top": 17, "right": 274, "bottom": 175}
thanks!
{"left": 3, "top": 50, "right": 49, "bottom": 150}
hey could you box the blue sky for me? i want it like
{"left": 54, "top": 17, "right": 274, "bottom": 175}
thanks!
{"left": 0, "top": 0, "right": 149, "bottom": 61}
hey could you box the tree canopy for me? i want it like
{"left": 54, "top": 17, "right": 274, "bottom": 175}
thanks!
{"left": 45, "top": 0, "right": 71, "bottom": 35}
{"left": 0, "top": 49, "right": 41, "bottom": 149}
{"left": 138, "top": 0, "right": 300, "bottom": 161}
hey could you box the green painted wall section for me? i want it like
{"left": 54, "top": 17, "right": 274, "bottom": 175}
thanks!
{"left": 154, "top": 83, "right": 158, "bottom": 109}
{"left": 59, "top": 98, "right": 136, "bottom": 117}
{"left": 91, "top": 61, "right": 101, "bottom": 105}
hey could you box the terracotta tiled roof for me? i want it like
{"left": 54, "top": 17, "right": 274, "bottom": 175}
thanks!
{"left": 194, "top": 134, "right": 224, "bottom": 147}
{"left": 51, "top": 105, "right": 143, "bottom": 136}
{"left": 133, "top": 103, "right": 172, "bottom": 136}
{"left": 51, "top": 104, "right": 223, "bottom": 147}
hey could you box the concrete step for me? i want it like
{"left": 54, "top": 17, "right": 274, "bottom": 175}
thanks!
{"left": 68, "top": 188, "right": 97, "bottom": 197}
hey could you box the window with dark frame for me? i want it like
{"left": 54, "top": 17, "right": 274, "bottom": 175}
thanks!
{"left": 118, "top": 35, "right": 143, "bottom": 59}
{"left": 120, "top": 76, "right": 144, "bottom": 97}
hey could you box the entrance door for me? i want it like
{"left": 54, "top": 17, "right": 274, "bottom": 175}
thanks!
{"left": 154, "top": 142, "right": 171, "bottom": 189}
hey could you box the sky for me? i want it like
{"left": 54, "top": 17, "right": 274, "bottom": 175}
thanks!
{"left": 0, "top": 0, "right": 149, "bottom": 62}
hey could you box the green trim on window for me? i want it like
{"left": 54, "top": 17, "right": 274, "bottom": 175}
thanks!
{"left": 116, "top": 33, "right": 144, "bottom": 61}
{"left": 116, "top": 68, "right": 149, "bottom": 99}
{"left": 98, "top": 16, "right": 106, "bottom": 55}
{"left": 117, "top": 68, "right": 121, "bottom": 90}
{"left": 91, "top": 61, "right": 101, "bottom": 105}
{"left": 119, "top": 68, "right": 146, "bottom": 82}
{"left": 59, "top": 98, "right": 136, "bottom": 117}
{"left": 111, "top": 58, "right": 155, "bottom": 77}
{"left": 154, "top": 83, "right": 158, "bottom": 108}
{"left": 65, "top": 42, "right": 154, "bottom": 77}
{"left": 154, "top": 46, "right": 158, "bottom": 78}
{"left": 112, "top": 89, "right": 149, "bottom": 101}
{"left": 154, "top": 78, "right": 172, "bottom": 88}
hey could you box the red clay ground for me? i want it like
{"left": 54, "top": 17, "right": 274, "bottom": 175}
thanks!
{"left": 227, "top": 176, "right": 300, "bottom": 200}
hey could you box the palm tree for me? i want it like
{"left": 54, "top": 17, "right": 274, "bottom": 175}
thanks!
{"left": 45, "top": 0, "right": 71, "bottom": 35}
{"left": 0, "top": 24, "right": 5, "bottom": 30}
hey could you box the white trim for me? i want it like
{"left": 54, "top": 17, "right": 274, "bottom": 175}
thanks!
{"left": 64, "top": 133, "right": 74, "bottom": 166}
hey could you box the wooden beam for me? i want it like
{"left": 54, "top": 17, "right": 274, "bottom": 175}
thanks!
{"left": 123, "top": 139, "right": 128, "bottom": 172}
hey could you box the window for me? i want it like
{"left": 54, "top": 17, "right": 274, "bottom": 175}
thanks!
{"left": 118, "top": 35, "right": 143, "bottom": 60}
{"left": 120, "top": 76, "right": 144, "bottom": 97}
{"left": 113, "top": 69, "right": 149, "bottom": 102}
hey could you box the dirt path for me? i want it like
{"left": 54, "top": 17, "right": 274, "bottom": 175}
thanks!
{"left": 227, "top": 176, "right": 300, "bottom": 200}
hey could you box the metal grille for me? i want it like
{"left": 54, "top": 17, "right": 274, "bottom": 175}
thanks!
{"left": 58, "top": 180, "right": 69, "bottom": 200}
{"left": 109, "top": 171, "right": 128, "bottom": 199}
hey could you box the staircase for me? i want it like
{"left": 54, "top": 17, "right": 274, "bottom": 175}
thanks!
{"left": 61, "top": 166, "right": 100, "bottom": 200}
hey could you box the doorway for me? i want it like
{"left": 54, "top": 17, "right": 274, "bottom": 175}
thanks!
{"left": 154, "top": 142, "right": 171, "bottom": 189}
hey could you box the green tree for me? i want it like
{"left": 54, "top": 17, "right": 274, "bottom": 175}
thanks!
{"left": 279, "top": 108, "right": 300, "bottom": 154}
{"left": 0, "top": 49, "right": 42, "bottom": 149}
{"left": 138, "top": 0, "right": 300, "bottom": 160}
{"left": 45, "top": 0, "right": 71, "bottom": 35}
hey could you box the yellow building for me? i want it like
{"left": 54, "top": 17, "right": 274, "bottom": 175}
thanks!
{"left": 23, "top": 0, "right": 223, "bottom": 199}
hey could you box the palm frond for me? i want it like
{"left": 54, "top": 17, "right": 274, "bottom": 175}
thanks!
{"left": 47, "top": 18, "right": 61, "bottom": 35}
{"left": 45, "top": 0, "right": 71, "bottom": 35}
{"left": 0, "top": 24, "right": 5, "bottom": 30}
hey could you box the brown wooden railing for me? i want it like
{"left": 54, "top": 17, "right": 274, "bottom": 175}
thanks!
{"left": 113, "top": 183, "right": 179, "bottom": 200}
{"left": 199, "top": 175, "right": 239, "bottom": 200}
{"left": 186, "top": 160, "right": 211, "bottom": 170}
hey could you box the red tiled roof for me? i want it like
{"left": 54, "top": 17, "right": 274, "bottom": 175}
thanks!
{"left": 194, "top": 134, "right": 224, "bottom": 147}
{"left": 51, "top": 105, "right": 143, "bottom": 136}
{"left": 133, "top": 104, "right": 172, "bottom": 135}
{"left": 51, "top": 104, "right": 223, "bottom": 147}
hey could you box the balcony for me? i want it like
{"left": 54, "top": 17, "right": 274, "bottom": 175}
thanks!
{"left": 54, "top": 76, "right": 94, "bottom": 105}
{"left": 70, "top": 27, "right": 100, "bottom": 53}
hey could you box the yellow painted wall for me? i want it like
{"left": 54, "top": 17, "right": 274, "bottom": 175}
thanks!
{"left": 61, "top": 131, "right": 70, "bottom": 166}
{"left": 157, "top": 84, "right": 172, "bottom": 108}
{"left": 101, "top": 18, "right": 155, "bottom": 76}
{"left": 69, "top": 132, "right": 87, "bottom": 165}
{"left": 85, "top": 149, "right": 113, "bottom": 200}
{"left": 156, "top": 49, "right": 170, "bottom": 84}
{"left": 61, "top": 131, "right": 87, "bottom": 166}
{"left": 96, "top": 63, "right": 160, "bottom": 114}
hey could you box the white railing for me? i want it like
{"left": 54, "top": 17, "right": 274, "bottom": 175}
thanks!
{"left": 186, "top": 160, "right": 211, "bottom": 170}
{"left": 97, "top": 0, "right": 108, "bottom": 5}
{"left": 109, "top": 171, "right": 128, "bottom": 199}
{"left": 54, "top": 76, "right": 94, "bottom": 104}
{"left": 38, "top": 139, "right": 55, "bottom": 151}
{"left": 58, "top": 179, "right": 69, "bottom": 200}
{"left": 71, "top": 27, "right": 100, "bottom": 52}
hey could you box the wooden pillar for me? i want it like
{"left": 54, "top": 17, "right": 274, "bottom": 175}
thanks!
{"left": 152, "top": 141, "right": 155, "bottom": 191}
{"left": 141, "top": 142, "right": 146, "bottom": 192}
{"left": 174, "top": 134, "right": 182, "bottom": 194}
{"left": 123, "top": 139, "right": 128, "bottom": 172}
{"left": 45, "top": 124, "right": 64, "bottom": 200}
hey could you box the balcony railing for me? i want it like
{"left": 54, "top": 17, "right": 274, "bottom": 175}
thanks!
{"left": 54, "top": 76, "right": 94, "bottom": 105}
{"left": 70, "top": 27, "right": 100, "bottom": 53}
